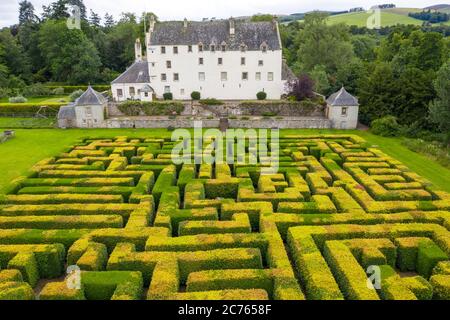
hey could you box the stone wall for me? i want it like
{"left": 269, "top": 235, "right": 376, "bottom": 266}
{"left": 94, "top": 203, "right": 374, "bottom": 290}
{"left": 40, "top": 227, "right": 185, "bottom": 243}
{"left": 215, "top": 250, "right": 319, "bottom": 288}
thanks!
{"left": 103, "top": 116, "right": 331, "bottom": 129}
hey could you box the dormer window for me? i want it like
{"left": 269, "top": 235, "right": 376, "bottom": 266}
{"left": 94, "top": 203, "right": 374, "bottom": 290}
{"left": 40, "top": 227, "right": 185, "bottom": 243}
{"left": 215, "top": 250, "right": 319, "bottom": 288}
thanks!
{"left": 221, "top": 42, "right": 227, "bottom": 52}
{"left": 240, "top": 44, "right": 247, "bottom": 53}
{"left": 261, "top": 42, "right": 268, "bottom": 53}
{"left": 210, "top": 44, "right": 216, "bottom": 52}
{"left": 198, "top": 43, "right": 204, "bottom": 52}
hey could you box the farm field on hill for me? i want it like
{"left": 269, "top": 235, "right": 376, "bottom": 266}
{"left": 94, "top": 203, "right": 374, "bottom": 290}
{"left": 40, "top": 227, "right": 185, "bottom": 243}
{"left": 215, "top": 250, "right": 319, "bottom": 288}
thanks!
{"left": 327, "top": 11, "right": 423, "bottom": 27}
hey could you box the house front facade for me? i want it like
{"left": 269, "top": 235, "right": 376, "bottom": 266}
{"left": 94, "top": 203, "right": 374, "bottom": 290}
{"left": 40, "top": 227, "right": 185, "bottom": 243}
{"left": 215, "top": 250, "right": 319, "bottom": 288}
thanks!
{"left": 112, "top": 17, "right": 290, "bottom": 101}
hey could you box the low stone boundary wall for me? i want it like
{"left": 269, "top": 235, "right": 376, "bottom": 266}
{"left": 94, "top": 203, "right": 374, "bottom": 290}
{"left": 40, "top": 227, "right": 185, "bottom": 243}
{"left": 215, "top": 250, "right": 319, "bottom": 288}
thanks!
{"left": 104, "top": 116, "right": 331, "bottom": 129}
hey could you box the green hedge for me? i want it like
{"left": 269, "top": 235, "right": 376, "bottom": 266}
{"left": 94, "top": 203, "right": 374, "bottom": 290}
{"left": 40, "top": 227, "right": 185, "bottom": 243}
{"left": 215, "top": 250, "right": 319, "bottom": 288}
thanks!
{"left": 44, "top": 85, "right": 110, "bottom": 94}
{"left": 0, "top": 103, "right": 64, "bottom": 115}
{"left": 117, "top": 101, "right": 184, "bottom": 116}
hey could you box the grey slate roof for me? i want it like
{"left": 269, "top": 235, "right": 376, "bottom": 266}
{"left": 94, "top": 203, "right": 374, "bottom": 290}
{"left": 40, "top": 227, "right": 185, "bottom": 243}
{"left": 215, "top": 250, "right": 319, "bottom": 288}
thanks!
{"left": 58, "top": 105, "right": 76, "bottom": 120}
{"left": 74, "top": 86, "right": 107, "bottom": 106}
{"left": 326, "top": 87, "right": 359, "bottom": 106}
{"left": 282, "top": 60, "right": 296, "bottom": 81}
{"left": 111, "top": 61, "right": 150, "bottom": 84}
{"left": 150, "top": 20, "right": 281, "bottom": 51}
{"left": 141, "top": 84, "right": 154, "bottom": 92}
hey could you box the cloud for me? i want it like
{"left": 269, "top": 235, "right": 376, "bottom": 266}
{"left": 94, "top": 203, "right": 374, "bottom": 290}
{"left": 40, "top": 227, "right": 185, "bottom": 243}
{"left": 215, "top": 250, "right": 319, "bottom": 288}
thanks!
{"left": 0, "top": 0, "right": 442, "bottom": 28}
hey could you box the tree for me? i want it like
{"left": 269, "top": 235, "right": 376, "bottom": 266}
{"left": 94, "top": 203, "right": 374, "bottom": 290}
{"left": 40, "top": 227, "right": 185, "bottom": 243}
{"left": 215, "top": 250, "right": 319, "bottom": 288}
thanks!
{"left": 104, "top": 13, "right": 115, "bottom": 29}
{"left": 294, "top": 12, "right": 354, "bottom": 74}
{"left": 89, "top": 9, "right": 101, "bottom": 27}
{"left": 429, "top": 61, "right": 450, "bottom": 136}
{"left": 251, "top": 14, "right": 275, "bottom": 22}
{"left": 288, "top": 74, "right": 315, "bottom": 101}
{"left": 38, "top": 20, "right": 102, "bottom": 83}
{"left": 309, "top": 65, "right": 330, "bottom": 94}
{"left": 0, "top": 29, "right": 32, "bottom": 82}
{"left": 335, "top": 58, "right": 364, "bottom": 94}
{"left": 18, "top": 0, "right": 39, "bottom": 24}
{"left": 42, "top": 0, "right": 69, "bottom": 20}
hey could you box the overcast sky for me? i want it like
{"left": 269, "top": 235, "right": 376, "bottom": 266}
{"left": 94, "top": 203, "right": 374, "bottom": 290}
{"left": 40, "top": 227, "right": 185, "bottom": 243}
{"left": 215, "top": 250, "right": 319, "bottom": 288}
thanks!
{"left": 0, "top": 0, "right": 446, "bottom": 27}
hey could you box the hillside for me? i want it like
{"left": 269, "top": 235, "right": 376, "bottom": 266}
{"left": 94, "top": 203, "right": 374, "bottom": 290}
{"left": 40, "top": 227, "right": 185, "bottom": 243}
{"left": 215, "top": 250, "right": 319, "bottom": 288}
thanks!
{"left": 327, "top": 10, "right": 424, "bottom": 27}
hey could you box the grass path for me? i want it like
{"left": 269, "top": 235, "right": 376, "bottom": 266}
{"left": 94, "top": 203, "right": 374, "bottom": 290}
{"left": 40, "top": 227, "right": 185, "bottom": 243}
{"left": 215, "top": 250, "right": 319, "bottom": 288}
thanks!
{"left": 0, "top": 128, "right": 449, "bottom": 193}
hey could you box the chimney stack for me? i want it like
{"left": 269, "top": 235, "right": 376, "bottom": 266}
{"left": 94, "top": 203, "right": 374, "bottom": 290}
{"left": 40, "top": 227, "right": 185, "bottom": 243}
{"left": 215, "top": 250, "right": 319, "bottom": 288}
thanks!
{"left": 149, "top": 14, "right": 156, "bottom": 32}
{"left": 135, "top": 38, "right": 142, "bottom": 61}
{"left": 229, "top": 17, "right": 235, "bottom": 36}
{"left": 183, "top": 18, "right": 188, "bottom": 29}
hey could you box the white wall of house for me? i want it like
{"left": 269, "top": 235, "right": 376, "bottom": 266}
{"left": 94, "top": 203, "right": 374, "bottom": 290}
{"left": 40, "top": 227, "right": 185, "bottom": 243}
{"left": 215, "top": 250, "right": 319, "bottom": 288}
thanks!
{"left": 112, "top": 83, "right": 153, "bottom": 102}
{"left": 146, "top": 44, "right": 283, "bottom": 100}
{"left": 327, "top": 105, "right": 359, "bottom": 129}
{"left": 74, "top": 105, "right": 105, "bottom": 128}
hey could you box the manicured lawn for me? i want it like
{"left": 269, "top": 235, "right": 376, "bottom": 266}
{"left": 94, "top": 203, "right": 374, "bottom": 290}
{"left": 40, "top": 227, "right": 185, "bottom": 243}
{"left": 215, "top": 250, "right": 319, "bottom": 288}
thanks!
{"left": 0, "top": 128, "right": 449, "bottom": 193}
{"left": 0, "top": 95, "right": 70, "bottom": 104}
{"left": 0, "top": 117, "right": 56, "bottom": 128}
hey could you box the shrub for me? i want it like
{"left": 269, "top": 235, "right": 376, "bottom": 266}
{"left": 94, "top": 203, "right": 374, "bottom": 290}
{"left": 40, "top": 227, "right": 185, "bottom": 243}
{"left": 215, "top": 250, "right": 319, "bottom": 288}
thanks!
{"left": 117, "top": 101, "right": 184, "bottom": 116}
{"left": 22, "top": 83, "right": 51, "bottom": 97}
{"left": 8, "top": 96, "right": 28, "bottom": 103}
{"left": 52, "top": 87, "right": 65, "bottom": 95}
{"left": 287, "top": 74, "right": 315, "bottom": 101}
{"left": 191, "top": 91, "right": 201, "bottom": 100}
{"left": 199, "top": 98, "right": 223, "bottom": 106}
{"left": 257, "top": 91, "right": 267, "bottom": 100}
{"left": 371, "top": 116, "right": 402, "bottom": 137}
{"left": 70, "top": 89, "right": 84, "bottom": 102}
{"left": 163, "top": 92, "right": 173, "bottom": 100}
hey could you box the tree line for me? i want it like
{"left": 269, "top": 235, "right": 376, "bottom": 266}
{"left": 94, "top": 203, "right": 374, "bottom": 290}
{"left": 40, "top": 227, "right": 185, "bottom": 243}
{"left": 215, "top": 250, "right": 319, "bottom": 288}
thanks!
{"left": 0, "top": 0, "right": 152, "bottom": 89}
{"left": 280, "top": 12, "right": 450, "bottom": 141}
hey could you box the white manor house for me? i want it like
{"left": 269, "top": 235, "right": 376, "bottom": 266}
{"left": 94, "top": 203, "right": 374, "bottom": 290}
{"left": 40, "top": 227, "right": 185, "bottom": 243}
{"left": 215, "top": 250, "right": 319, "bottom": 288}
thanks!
{"left": 111, "top": 17, "right": 293, "bottom": 101}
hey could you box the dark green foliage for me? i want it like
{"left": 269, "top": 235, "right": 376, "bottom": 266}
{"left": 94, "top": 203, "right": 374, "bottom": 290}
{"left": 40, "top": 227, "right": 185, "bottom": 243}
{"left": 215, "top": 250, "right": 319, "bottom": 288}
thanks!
{"left": 256, "top": 91, "right": 267, "bottom": 100}
{"left": 371, "top": 116, "right": 402, "bottom": 137}
{"left": 199, "top": 98, "right": 224, "bottom": 106}
{"left": 163, "top": 92, "right": 173, "bottom": 101}
{"left": 117, "top": 101, "right": 184, "bottom": 116}
{"left": 417, "top": 241, "right": 448, "bottom": 278}
{"left": 191, "top": 91, "right": 201, "bottom": 100}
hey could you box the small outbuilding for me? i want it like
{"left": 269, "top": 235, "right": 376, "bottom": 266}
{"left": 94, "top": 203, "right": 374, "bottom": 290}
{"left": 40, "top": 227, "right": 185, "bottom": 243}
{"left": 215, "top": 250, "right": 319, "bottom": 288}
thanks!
{"left": 326, "top": 87, "right": 359, "bottom": 129}
{"left": 58, "top": 86, "right": 108, "bottom": 128}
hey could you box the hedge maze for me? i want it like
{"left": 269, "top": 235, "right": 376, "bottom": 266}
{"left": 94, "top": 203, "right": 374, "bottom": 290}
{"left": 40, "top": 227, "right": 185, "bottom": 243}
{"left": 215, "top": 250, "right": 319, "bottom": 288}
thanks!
{"left": 0, "top": 134, "right": 449, "bottom": 300}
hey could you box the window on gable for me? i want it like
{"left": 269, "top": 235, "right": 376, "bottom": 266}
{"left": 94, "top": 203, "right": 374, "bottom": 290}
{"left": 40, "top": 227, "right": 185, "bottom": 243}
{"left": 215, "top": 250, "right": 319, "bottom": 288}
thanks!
{"left": 262, "top": 45, "right": 268, "bottom": 53}
{"left": 161, "top": 46, "right": 166, "bottom": 54}
{"left": 85, "top": 107, "right": 92, "bottom": 116}
{"left": 166, "top": 61, "right": 172, "bottom": 68}
{"left": 341, "top": 107, "right": 348, "bottom": 116}
{"left": 173, "top": 46, "right": 178, "bottom": 54}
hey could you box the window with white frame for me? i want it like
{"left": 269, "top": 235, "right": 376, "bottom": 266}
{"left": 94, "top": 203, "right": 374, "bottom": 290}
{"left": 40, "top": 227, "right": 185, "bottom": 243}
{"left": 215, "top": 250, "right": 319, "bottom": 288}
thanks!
{"left": 85, "top": 107, "right": 92, "bottom": 116}
{"left": 173, "top": 73, "right": 179, "bottom": 81}
{"left": 199, "top": 72, "right": 205, "bottom": 81}
{"left": 268, "top": 72, "right": 274, "bottom": 81}
{"left": 161, "top": 46, "right": 166, "bottom": 54}
{"left": 117, "top": 89, "right": 123, "bottom": 97}
{"left": 221, "top": 44, "right": 226, "bottom": 52}
{"left": 173, "top": 46, "right": 178, "bottom": 54}
{"left": 258, "top": 60, "right": 264, "bottom": 66}
{"left": 164, "top": 86, "right": 171, "bottom": 93}
{"left": 242, "top": 72, "right": 248, "bottom": 80}
{"left": 188, "top": 45, "right": 193, "bottom": 52}
{"left": 256, "top": 72, "right": 261, "bottom": 81}
{"left": 181, "top": 88, "right": 185, "bottom": 95}
{"left": 218, "top": 58, "right": 223, "bottom": 65}
{"left": 198, "top": 44, "right": 203, "bottom": 52}
{"left": 166, "top": 61, "right": 172, "bottom": 68}
{"left": 199, "top": 57, "right": 204, "bottom": 65}
{"left": 210, "top": 44, "right": 216, "bottom": 52}
{"left": 161, "top": 74, "right": 167, "bottom": 81}
{"left": 129, "top": 87, "right": 135, "bottom": 96}
{"left": 341, "top": 107, "right": 348, "bottom": 116}
{"left": 221, "top": 72, "right": 227, "bottom": 81}
{"left": 241, "top": 57, "right": 246, "bottom": 65}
